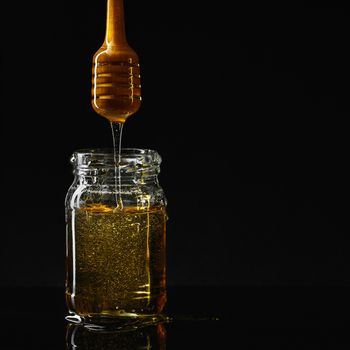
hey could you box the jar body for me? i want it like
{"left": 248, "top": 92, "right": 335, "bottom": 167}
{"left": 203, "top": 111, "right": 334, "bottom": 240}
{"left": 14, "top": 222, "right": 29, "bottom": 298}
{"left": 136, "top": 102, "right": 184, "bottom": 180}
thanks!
{"left": 65, "top": 149, "right": 167, "bottom": 325}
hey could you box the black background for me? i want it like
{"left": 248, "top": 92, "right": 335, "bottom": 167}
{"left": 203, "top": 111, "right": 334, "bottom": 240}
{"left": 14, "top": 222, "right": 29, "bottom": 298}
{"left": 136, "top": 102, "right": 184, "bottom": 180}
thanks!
{"left": 0, "top": 1, "right": 348, "bottom": 288}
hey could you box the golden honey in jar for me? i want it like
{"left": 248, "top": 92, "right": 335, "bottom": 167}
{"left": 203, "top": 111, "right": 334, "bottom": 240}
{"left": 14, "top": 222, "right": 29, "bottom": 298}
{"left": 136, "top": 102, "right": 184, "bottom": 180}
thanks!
{"left": 65, "top": 149, "right": 167, "bottom": 326}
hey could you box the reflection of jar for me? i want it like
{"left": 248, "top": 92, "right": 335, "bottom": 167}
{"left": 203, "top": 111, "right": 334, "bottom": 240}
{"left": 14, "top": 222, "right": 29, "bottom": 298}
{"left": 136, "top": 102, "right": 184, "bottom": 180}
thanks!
{"left": 66, "top": 323, "right": 166, "bottom": 350}
{"left": 65, "top": 149, "right": 167, "bottom": 325}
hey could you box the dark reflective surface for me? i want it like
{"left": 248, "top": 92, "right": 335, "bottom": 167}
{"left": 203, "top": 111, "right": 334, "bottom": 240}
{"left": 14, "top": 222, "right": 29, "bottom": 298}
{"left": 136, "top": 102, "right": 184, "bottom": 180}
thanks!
{"left": 0, "top": 286, "right": 349, "bottom": 349}
{"left": 66, "top": 323, "right": 166, "bottom": 349}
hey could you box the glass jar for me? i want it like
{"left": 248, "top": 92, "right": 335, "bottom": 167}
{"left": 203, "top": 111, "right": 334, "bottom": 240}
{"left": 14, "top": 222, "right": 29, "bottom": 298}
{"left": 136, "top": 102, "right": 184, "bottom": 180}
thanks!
{"left": 65, "top": 148, "right": 167, "bottom": 326}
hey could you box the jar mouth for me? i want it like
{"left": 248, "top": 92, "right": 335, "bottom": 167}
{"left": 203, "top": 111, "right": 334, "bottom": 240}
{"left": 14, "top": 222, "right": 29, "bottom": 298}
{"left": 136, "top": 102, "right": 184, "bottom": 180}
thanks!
{"left": 74, "top": 148, "right": 157, "bottom": 156}
{"left": 71, "top": 148, "right": 162, "bottom": 172}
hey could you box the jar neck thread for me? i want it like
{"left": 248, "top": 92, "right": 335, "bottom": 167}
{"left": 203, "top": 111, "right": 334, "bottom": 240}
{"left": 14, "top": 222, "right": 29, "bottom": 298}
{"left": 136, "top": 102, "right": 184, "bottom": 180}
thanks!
{"left": 75, "top": 169, "right": 159, "bottom": 186}
{"left": 70, "top": 149, "right": 162, "bottom": 186}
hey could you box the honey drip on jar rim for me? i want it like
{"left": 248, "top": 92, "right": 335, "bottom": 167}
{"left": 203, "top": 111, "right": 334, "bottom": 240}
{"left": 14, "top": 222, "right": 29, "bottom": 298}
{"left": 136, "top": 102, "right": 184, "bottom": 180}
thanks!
{"left": 91, "top": 0, "right": 142, "bottom": 208}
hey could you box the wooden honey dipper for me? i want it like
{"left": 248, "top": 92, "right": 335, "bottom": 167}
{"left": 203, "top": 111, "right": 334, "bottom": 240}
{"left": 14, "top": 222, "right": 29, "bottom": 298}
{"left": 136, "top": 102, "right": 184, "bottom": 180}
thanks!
{"left": 91, "top": 0, "right": 141, "bottom": 123}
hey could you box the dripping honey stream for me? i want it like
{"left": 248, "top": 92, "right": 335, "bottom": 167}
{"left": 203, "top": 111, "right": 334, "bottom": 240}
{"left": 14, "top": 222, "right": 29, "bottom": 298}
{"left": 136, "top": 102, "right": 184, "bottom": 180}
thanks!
{"left": 92, "top": 0, "right": 141, "bottom": 208}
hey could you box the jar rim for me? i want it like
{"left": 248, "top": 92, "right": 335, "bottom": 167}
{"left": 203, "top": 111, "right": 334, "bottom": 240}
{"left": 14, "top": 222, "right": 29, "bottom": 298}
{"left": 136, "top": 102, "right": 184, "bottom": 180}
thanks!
{"left": 73, "top": 148, "right": 157, "bottom": 156}
{"left": 71, "top": 148, "right": 162, "bottom": 169}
